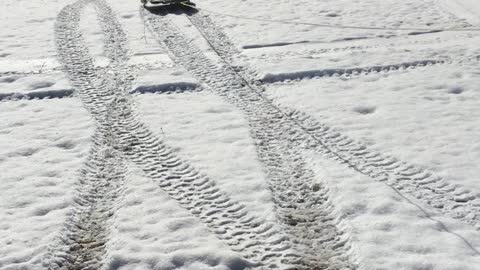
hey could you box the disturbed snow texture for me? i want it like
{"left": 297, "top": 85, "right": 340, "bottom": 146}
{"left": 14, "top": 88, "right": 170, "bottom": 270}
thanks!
{"left": 106, "top": 168, "right": 250, "bottom": 270}
{"left": 134, "top": 92, "right": 274, "bottom": 220}
{"left": 311, "top": 155, "right": 480, "bottom": 270}
{"left": 196, "top": 0, "right": 470, "bottom": 47}
{"left": 1, "top": 0, "right": 480, "bottom": 269}
{"left": 0, "top": 99, "right": 93, "bottom": 268}
{"left": 0, "top": 73, "right": 71, "bottom": 95}
{"left": 439, "top": 0, "right": 480, "bottom": 25}
{"left": 266, "top": 62, "right": 480, "bottom": 193}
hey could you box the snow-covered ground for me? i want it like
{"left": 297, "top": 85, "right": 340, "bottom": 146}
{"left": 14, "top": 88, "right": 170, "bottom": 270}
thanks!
{"left": 267, "top": 61, "right": 480, "bottom": 193}
{"left": 0, "top": 99, "right": 93, "bottom": 268}
{"left": 1, "top": 0, "right": 480, "bottom": 269}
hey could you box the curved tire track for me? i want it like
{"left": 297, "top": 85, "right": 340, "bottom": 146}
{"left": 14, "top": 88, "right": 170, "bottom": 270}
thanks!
{"left": 109, "top": 97, "right": 300, "bottom": 269}
{"left": 187, "top": 11, "right": 480, "bottom": 231}
{"left": 50, "top": 1, "right": 127, "bottom": 269}
{"left": 143, "top": 8, "right": 358, "bottom": 270}
{"left": 53, "top": 0, "right": 302, "bottom": 269}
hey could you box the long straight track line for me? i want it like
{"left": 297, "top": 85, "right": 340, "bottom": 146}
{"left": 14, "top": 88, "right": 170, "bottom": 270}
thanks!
{"left": 186, "top": 10, "right": 480, "bottom": 232}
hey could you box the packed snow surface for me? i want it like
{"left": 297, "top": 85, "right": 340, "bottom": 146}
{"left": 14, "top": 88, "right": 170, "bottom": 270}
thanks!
{"left": 1, "top": 0, "right": 480, "bottom": 269}
{"left": 0, "top": 99, "right": 93, "bottom": 268}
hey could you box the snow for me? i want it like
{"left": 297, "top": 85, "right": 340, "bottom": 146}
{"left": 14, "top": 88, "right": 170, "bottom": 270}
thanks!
{"left": 197, "top": 0, "right": 469, "bottom": 48}
{"left": 311, "top": 155, "right": 480, "bottom": 270}
{"left": 248, "top": 35, "right": 480, "bottom": 83}
{"left": 105, "top": 167, "right": 249, "bottom": 270}
{"left": 0, "top": 99, "right": 93, "bottom": 269}
{"left": 266, "top": 62, "right": 480, "bottom": 193}
{"left": 134, "top": 92, "right": 275, "bottom": 220}
{"left": 0, "top": 74, "right": 71, "bottom": 95}
{"left": 439, "top": 0, "right": 480, "bottom": 25}
{"left": 133, "top": 68, "right": 200, "bottom": 94}
{"left": 0, "top": 0, "right": 68, "bottom": 61}
{"left": 1, "top": 0, "right": 480, "bottom": 269}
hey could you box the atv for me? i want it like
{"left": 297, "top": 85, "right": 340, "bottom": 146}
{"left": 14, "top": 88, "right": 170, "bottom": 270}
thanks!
{"left": 142, "top": 0, "right": 194, "bottom": 9}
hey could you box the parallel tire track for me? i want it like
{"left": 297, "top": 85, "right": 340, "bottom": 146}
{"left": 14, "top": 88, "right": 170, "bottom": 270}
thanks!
{"left": 249, "top": 118, "right": 357, "bottom": 270}
{"left": 54, "top": 0, "right": 303, "bottom": 269}
{"left": 187, "top": 11, "right": 480, "bottom": 230}
{"left": 95, "top": 1, "right": 304, "bottom": 268}
{"left": 109, "top": 97, "right": 300, "bottom": 269}
{"left": 143, "top": 8, "right": 358, "bottom": 270}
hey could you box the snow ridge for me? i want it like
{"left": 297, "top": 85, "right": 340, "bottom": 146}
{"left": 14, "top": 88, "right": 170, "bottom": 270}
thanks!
{"left": 0, "top": 89, "right": 74, "bottom": 102}
{"left": 132, "top": 82, "right": 201, "bottom": 94}
{"left": 258, "top": 56, "right": 480, "bottom": 84}
{"left": 0, "top": 83, "right": 200, "bottom": 103}
{"left": 260, "top": 59, "right": 444, "bottom": 84}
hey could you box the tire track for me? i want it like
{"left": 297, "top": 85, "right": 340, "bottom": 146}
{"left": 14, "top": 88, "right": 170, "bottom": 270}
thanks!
{"left": 53, "top": 0, "right": 302, "bottom": 269}
{"left": 108, "top": 96, "right": 301, "bottom": 269}
{"left": 47, "top": 129, "right": 126, "bottom": 270}
{"left": 249, "top": 119, "right": 357, "bottom": 270}
{"left": 95, "top": 1, "right": 303, "bottom": 268}
{"left": 187, "top": 11, "right": 480, "bottom": 231}
{"left": 143, "top": 8, "right": 358, "bottom": 270}
{"left": 259, "top": 59, "right": 444, "bottom": 84}
{"left": 49, "top": 1, "right": 128, "bottom": 268}
{"left": 186, "top": 12, "right": 480, "bottom": 83}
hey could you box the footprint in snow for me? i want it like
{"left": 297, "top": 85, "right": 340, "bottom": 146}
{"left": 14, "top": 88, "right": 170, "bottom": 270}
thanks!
{"left": 353, "top": 105, "right": 376, "bottom": 115}
{"left": 29, "top": 81, "right": 55, "bottom": 90}
{"left": 326, "top": 13, "right": 340, "bottom": 17}
{"left": 0, "top": 76, "right": 18, "bottom": 83}
{"left": 447, "top": 86, "right": 464, "bottom": 95}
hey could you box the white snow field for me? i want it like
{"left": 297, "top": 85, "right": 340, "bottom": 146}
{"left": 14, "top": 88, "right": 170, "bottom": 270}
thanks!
{"left": 0, "top": 99, "right": 93, "bottom": 268}
{"left": 1, "top": 0, "right": 480, "bottom": 269}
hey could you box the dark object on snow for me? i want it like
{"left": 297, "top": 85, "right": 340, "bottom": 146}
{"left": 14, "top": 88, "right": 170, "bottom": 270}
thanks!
{"left": 142, "top": 0, "right": 194, "bottom": 9}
